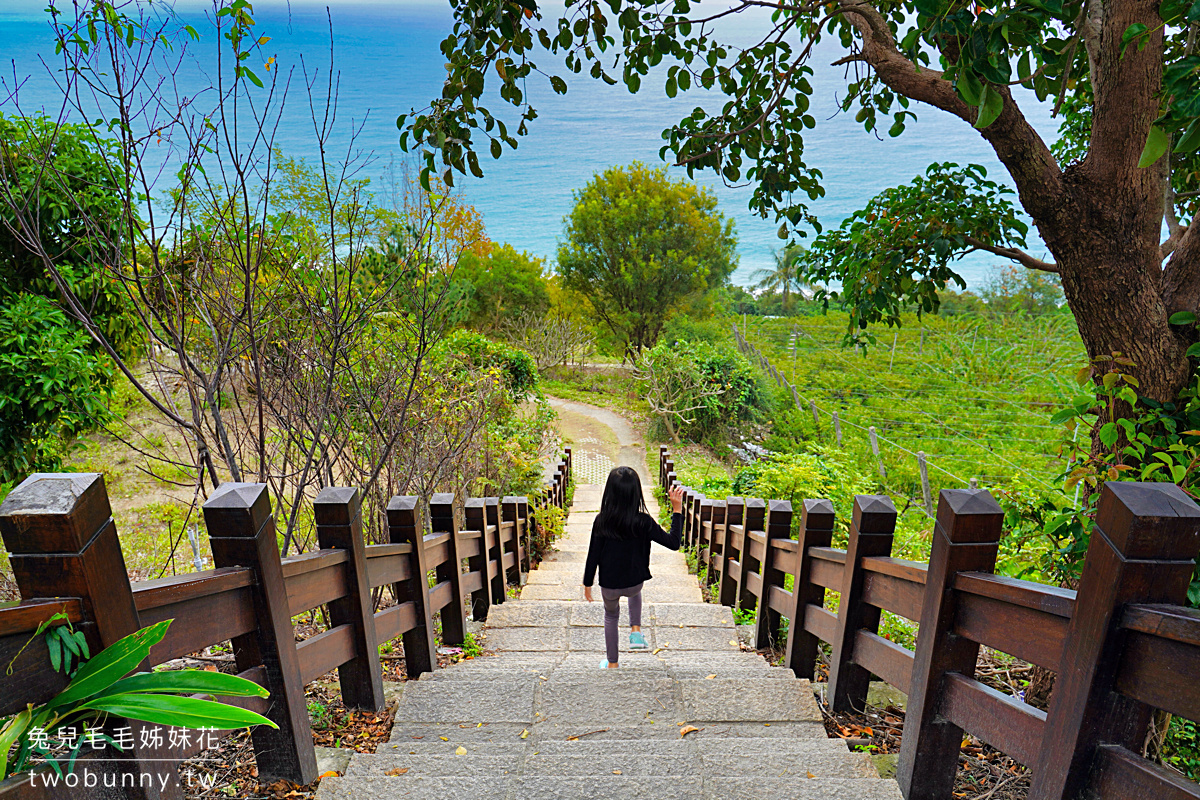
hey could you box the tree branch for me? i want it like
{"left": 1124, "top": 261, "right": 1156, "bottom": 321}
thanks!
{"left": 962, "top": 236, "right": 1060, "bottom": 273}
{"left": 1164, "top": 222, "right": 1200, "bottom": 316}
{"left": 839, "top": 0, "right": 1067, "bottom": 227}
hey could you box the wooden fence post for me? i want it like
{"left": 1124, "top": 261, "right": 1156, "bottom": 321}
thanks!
{"left": 314, "top": 486, "right": 385, "bottom": 711}
{"left": 704, "top": 500, "right": 726, "bottom": 588}
{"left": 755, "top": 499, "right": 794, "bottom": 650}
{"left": 563, "top": 446, "right": 572, "bottom": 487}
{"left": 386, "top": 495, "right": 436, "bottom": 678}
{"left": 918, "top": 452, "right": 933, "bottom": 516}
{"left": 784, "top": 498, "right": 836, "bottom": 680}
{"left": 895, "top": 489, "right": 1002, "bottom": 800}
{"left": 659, "top": 447, "right": 669, "bottom": 489}
{"left": 501, "top": 495, "right": 525, "bottom": 585}
{"left": 737, "top": 498, "right": 767, "bottom": 613}
{"left": 828, "top": 494, "right": 897, "bottom": 712}
{"left": 689, "top": 492, "right": 705, "bottom": 549}
{"left": 811, "top": 400, "right": 820, "bottom": 427}
{"left": 484, "top": 497, "right": 507, "bottom": 604}
{"left": 718, "top": 497, "right": 745, "bottom": 607}
{"left": 204, "top": 482, "right": 318, "bottom": 785}
{"left": 463, "top": 498, "right": 491, "bottom": 622}
{"left": 428, "top": 493, "right": 467, "bottom": 646}
{"left": 697, "top": 498, "right": 714, "bottom": 566}
{"left": 1, "top": 472, "right": 183, "bottom": 799}
{"left": 1029, "top": 482, "right": 1200, "bottom": 800}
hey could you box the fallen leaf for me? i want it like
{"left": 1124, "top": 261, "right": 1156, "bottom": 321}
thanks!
{"left": 477, "top": 723, "right": 483, "bottom": 728}
{"left": 806, "top": 771, "right": 816, "bottom": 778}
{"left": 679, "top": 725, "right": 700, "bottom": 737}
{"left": 652, "top": 648, "right": 664, "bottom": 654}
{"left": 729, "top": 640, "right": 738, "bottom": 647}
{"left": 704, "top": 674, "right": 717, "bottom": 680}
{"left": 520, "top": 729, "right": 530, "bottom": 739}
{"left": 384, "top": 768, "right": 409, "bottom": 776}
{"left": 455, "top": 746, "right": 467, "bottom": 755}
{"left": 439, "top": 737, "right": 449, "bottom": 742}
{"left": 612, "top": 770, "right": 622, "bottom": 775}
{"left": 318, "top": 770, "right": 340, "bottom": 779}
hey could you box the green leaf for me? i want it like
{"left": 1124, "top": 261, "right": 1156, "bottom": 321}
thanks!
{"left": 78, "top": 694, "right": 278, "bottom": 731}
{"left": 48, "top": 632, "right": 62, "bottom": 673}
{"left": 97, "top": 669, "right": 270, "bottom": 700}
{"left": 1186, "top": 342, "right": 1200, "bottom": 357}
{"left": 1099, "top": 422, "right": 1119, "bottom": 448}
{"left": 957, "top": 69, "right": 983, "bottom": 106}
{"left": 1169, "top": 311, "right": 1197, "bottom": 325}
{"left": 1138, "top": 126, "right": 1170, "bottom": 168}
{"left": 1175, "top": 120, "right": 1200, "bottom": 154}
{"left": 974, "top": 83, "right": 1003, "bottom": 129}
{"left": 549, "top": 75, "right": 567, "bottom": 94}
{"left": 0, "top": 709, "right": 31, "bottom": 778}
{"left": 46, "top": 620, "right": 171, "bottom": 711}
{"left": 1121, "top": 23, "right": 1149, "bottom": 54}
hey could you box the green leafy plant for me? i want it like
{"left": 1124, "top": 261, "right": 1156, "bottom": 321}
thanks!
{"left": 0, "top": 619, "right": 276, "bottom": 780}
{"left": 462, "top": 631, "right": 483, "bottom": 660}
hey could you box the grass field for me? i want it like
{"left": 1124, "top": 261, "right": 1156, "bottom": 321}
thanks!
{"left": 738, "top": 307, "right": 1085, "bottom": 503}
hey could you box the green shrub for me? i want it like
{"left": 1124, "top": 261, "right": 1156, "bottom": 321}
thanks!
{"left": 437, "top": 329, "right": 538, "bottom": 402}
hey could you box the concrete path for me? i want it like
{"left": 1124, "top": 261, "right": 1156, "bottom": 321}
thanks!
{"left": 318, "top": 400, "right": 900, "bottom": 800}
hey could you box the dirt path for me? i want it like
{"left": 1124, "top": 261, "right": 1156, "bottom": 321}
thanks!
{"left": 546, "top": 396, "right": 650, "bottom": 490}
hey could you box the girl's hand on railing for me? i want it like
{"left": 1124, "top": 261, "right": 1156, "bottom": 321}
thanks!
{"left": 669, "top": 484, "right": 684, "bottom": 514}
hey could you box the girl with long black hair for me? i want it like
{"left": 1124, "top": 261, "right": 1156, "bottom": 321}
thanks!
{"left": 583, "top": 466, "right": 684, "bottom": 668}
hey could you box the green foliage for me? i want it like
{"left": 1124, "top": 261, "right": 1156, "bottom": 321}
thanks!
{"left": 0, "top": 295, "right": 115, "bottom": 484}
{"left": 455, "top": 243, "right": 550, "bottom": 331}
{"left": 557, "top": 163, "right": 737, "bottom": 350}
{"left": 752, "top": 246, "right": 808, "bottom": 314}
{"left": 732, "top": 449, "right": 874, "bottom": 531}
{"left": 435, "top": 329, "right": 539, "bottom": 402}
{"left": 799, "top": 163, "right": 1030, "bottom": 340}
{"left": 0, "top": 114, "right": 140, "bottom": 358}
{"left": 639, "top": 339, "right": 767, "bottom": 443}
{"left": 1163, "top": 717, "right": 1200, "bottom": 781}
{"left": 530, "top": 503, "right": 565, "bottom": 564}
{"left": 461, "top": 630, "right": 484, "bottom": 659}
{"left": 980, "top": 266, "right": 1064, "bottom": 316}
{"left": 0, "top": 115, "right": 141, "bottom": 485}
{"left": 1, "top": 619, "right": 274, "bottom": 780}
{"left": 1054, "top": 357, "right": 1200, "bottom": 601}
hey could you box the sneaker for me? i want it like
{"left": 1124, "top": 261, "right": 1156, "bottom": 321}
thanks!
{"left": 629, "top": 631, "right": 648, "bottom": 650}
{"left": 599, "top": 657, "right": 614, "bottom": 669}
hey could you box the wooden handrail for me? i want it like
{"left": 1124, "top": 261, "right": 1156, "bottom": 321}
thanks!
{"left": 656, "top": 445, "right": 1200, "bottom": 800}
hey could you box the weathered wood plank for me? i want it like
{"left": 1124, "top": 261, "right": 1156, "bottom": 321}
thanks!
{"left": 939, "top": 673, "right": 1046, "bottom": 766}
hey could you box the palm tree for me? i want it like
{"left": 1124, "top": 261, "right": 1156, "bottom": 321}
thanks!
{"left": 752, "top": 245, "right": 807, "bottom": 314}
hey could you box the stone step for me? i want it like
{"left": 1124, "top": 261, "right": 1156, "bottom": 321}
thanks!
{"left": 646, "top": 603, "right": 736, "bottom": 627}
{"left": 346, "top": 753, "right": 520, "bottom": 778}
{"left": 387, "top": 722, "right": 529, "bottom": 745}
{"left": 680, "top": 679, "right": 823, "bottom": 723}
{"left": 669, "top": 667, "right": 795, "bottom": 680}
{"left": 700, "top": 751, "right": 879, "bottom": 778}
{"left": 513, "top": 776, "right": 705, "bottom": 800}
{"left": 394, "top": 679, "right": 537, "bottom": 724}
{"left": 703, "top": 777, "right": 904, "bottom": 800}
{"left": 316, "top": 775, "right": 508, "bottom": 800}
{"left": 694, "top": 737, "right": 853, "bottom": 756}
{"left": 377, "top": 740, "right": 528, "bottom": 757}
{"left": 522, "top": 752, "right": 695, "bottom": 776}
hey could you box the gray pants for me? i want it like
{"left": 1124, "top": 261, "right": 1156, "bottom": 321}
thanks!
{"left": 601, "top": 582, "right": 643, "bottom": 665}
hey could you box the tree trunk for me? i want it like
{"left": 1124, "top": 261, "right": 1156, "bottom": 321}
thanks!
{"left": 1050, "top": 213, "right": 1191, "bottom": 405}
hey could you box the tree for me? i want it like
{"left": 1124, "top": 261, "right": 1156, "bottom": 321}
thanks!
{"left": 556, "top": 162, "right": 736, "bottom": 350}
{"left": 754, "top": 245, "right": 807, "bottom": 314}
{"left": 0, "top": 114, "right": 140, "bottom": 483}
{"left": 455, "top": 243, "right": 550, "bottom": 331}
{"left": 398, "top": 0, "right": 1200, "bottom": 414}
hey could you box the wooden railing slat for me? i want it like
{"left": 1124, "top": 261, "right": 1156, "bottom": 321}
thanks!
{"left": 940, "top": 673, "right": 1046, "bottom": 766}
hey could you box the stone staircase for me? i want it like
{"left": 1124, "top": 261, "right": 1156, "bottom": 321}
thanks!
{"left": 317, "top": 480, "right": 901, "bottom": 800}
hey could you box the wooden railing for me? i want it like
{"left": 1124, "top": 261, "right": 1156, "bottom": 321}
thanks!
{"left": 660, "top": 446, "right": 1200, "bottom": 800}
{"left": 0, "top": 447, "right": 570, "bottom": 799}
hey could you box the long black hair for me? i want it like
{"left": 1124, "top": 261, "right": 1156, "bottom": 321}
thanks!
{"left": 595, "top": 466, "right": 648, "bottom": 539}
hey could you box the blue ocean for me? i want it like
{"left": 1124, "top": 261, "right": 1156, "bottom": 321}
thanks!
{"left": 0, "top": 0, "right": 1060, "bottom": 289}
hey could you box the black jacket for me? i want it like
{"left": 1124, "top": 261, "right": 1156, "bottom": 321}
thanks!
{"left": 583, "top": 511, "right": 683, "bottom": 590}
